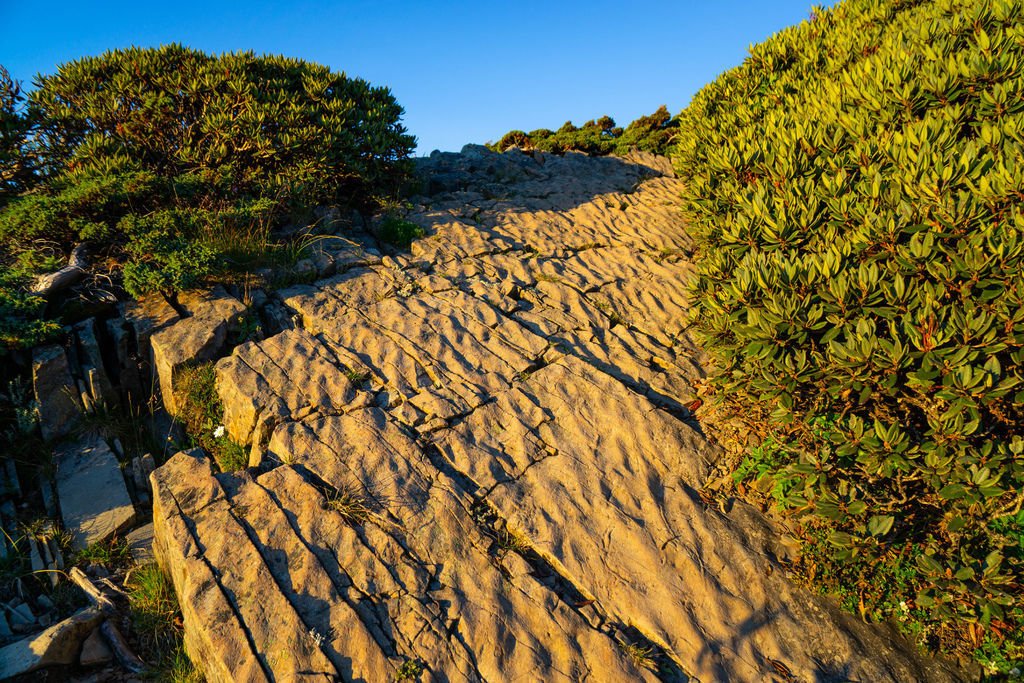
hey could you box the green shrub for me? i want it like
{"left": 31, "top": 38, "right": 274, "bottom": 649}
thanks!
{"left": 0, "top": 46, "right": 415, "bottom": 308}
{"left": 0, "top": 267, "right": 59, "bottom": 351}
{"left": 379, "top": 216, "right": 424, "bottom": 248}
{"left": 488, "top": 106, "right": 679, "bottom": 156}
{"left": 494, "top": 130, "right": 531, "bottom": 151}
{"left": 675, "top": 0, "right": 1023, "bottom": 670}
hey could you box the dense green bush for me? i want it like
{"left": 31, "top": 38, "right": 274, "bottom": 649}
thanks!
{"left": 489, "top": 106, "right": 679, "bottom": 156}
{"left": 675, "top": 0, "right": 1023, "bottom": 670}
{"left": 0, "top": 45, "right": 415, "bottom": 301}
{"left": 378, "top": 216, "right": 425, "bottom": 249}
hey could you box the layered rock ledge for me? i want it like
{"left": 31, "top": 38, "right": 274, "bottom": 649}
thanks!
{"left": 151, "top": 148, "right": 966, "bottom": 682}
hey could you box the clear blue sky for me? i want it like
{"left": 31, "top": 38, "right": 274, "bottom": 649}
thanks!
{"left": 0, "top": 1, "right": 828, "bottom": 154}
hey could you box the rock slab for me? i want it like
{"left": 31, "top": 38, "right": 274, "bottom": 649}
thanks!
{"left": 56, "top": 437, "right": 136, "bottom": 550}
{"left": 79, "top": 627, "right": 113, "bottom": 666}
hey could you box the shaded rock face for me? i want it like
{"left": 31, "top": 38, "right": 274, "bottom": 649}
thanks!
{"left": 152, "top": 150, "right": 967, "bottom": 682}
{"left": 55, "top": 436, "right": 136, "bottom": 550}
{"left": 32, "top": 345, "right": 82, "bottom": 441}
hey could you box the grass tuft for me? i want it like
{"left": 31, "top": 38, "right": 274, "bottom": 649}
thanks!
{"left": 75, "top": 536, "right": 133, "bottom": 568}
{"left": 497, "top": 529, "right": 531, "bottom": 554}
{"left": 323, "top": 484, "right": 373, "bottom": 525}
{"left": 126, "top": 563, "right": 202, "bottom": 682}
{"left": 619, "top": 642, "right": 656, "bottom": 669}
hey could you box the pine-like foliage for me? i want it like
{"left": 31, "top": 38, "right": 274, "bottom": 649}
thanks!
{"left": 0, "top": 66, "right": 36, "bottom": 205}
{"left": 675, "top": 0, "right": 1023, "bottom": 669}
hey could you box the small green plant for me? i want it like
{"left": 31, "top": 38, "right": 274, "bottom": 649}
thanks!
{"left": 1, "top": 376, "right": 38, "bottom": 437}
{"left": 76, "top": 536, "right": 133, "bottom": 568}
{"left": 230, "top": 310, "right": 264, "bottom": 346}
{"left": 470, "top": 499, "right": 499, "bottom": 528}
{"left": 512, "top": 369, "right": 533, "bottom": 383}
{"left": 174, "top": 363, "right": 247, "bottom": 472}
{"left": 379, "top": 216, "right": 425, "bottom": 249}
{"left": 343, "top": 366, "right": 372, "bottom": 383}
{"left": 214, "top": 440, "right": 249, "bottom": 473}
{"left": 497, "top": 529, "right": 531, "bottom": 554}
{"left": 395, "top": 659, "right": 425, "bottom": 681}
{"left": 619, "top": 642, "right": 656, "bottom": 669}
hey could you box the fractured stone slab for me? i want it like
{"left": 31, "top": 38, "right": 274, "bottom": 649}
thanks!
{"left": 55, "top": 437, "right": 135, "bottom": 550}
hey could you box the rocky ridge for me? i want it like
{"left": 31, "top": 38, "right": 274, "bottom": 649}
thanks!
{"left": 146, "top": 147, "right": 968, "bottom": 682}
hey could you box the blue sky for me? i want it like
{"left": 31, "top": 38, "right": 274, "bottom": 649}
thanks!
{"left": 1, "top": 1, "right": 827, "bottom": 154}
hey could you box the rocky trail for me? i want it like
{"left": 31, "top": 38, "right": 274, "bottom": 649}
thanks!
{"left": 8, "top": 147, "right": 967, "bottom": 681}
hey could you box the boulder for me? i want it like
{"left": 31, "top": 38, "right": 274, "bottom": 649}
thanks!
{"left": 79, "top": 627, "right": 113, "bottom": 666}
{"left": 121, "top": 294, "right": 180, "bottom": 358}
{"left": 126, "top": 523, "right": 155, "bottom": 564}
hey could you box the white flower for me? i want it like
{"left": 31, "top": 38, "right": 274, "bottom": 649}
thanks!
{"left": 213, "top": 425, "right": 226, "bottom": 439}
{"left": 309, "top": 628, "right": 325, "bottom": 648}
{"left": 899, "top": 600, "right": 909, "bottom": 612}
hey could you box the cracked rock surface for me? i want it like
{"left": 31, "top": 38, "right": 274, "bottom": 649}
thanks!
{"left": 151, "top": 148, "right": 966, "bottom": 682}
